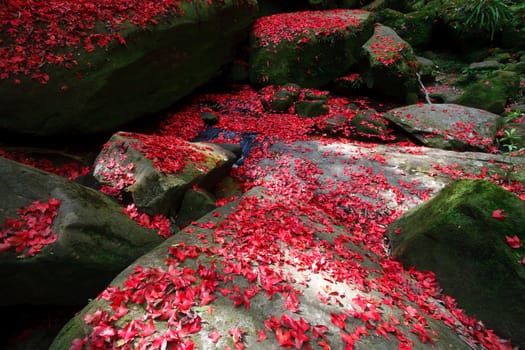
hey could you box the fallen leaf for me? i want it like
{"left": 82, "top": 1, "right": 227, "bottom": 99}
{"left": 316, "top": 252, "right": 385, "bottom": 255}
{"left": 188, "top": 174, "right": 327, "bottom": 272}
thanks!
{"left": 491, "top": 209, "right": 507, "bottom": 220}
{"left": 505, "top": 235, "right": 522, "bottom": 249}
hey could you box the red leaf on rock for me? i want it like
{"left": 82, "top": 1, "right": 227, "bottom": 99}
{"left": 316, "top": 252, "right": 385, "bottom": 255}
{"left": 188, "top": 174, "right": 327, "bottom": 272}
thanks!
{"left": 312, "top": 325, "right": 329, "bottom": 340}
{"left": 275, "top": 328, "right": 294, "bottom": 347}
{"left": 228, "top": 327, "right": 245, "bottom": 343}
{"left": 330, "top": 312, "right": 347, "bottom": 329}
{"left": 208, "top": 329, "right": 221, "bottom": 343}
{"left": 256, "top": 329, "right": 267, "bottom": 342}
{"left": 505, "top": 235, "right": 522, "bottom": 249}
{"left": 491, "top": 209, "right": 507, "bottom": 220}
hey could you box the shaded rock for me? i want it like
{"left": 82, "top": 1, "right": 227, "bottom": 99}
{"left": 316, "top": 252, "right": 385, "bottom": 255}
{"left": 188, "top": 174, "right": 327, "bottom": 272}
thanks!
{"left": 322, "top": 113, "right": 350, "bottom": 134}
{"left": 416, "top": 56, "right": 437, "bottom": 83}
{"left": 387, "top": 180, "right": 525, "bottom": 347}
{"left": 226, "top": 58, "right": 250, "bottom": 84}
{"left": 384, "top": 103, "right": 500, "bottom": 151}
{"left": 360, "top": 25, "right": 419, "bottom": 102}
{"left": 200, "top": 112, "right": 220, "bottom": 126}
{"left": 0, "top": 0, "right": 258, "bottom": 136}
{"left": 249, "top": 9, "right": 374, "bottom": 87}
{"left": 295, "top": 100, "right": 329, "bottom": 117}
{"left": 260, "top": 84, "right": 301, "bottom": 113}
{"left": 0, "top": 157, "right": 164, "bottom": 305}
{"left": 176, "top": 188, "right": 217, "bottom": 227}
{"left": 468, "top": 60, "right": 504, "bottom": 70}
{"left": 93, "top": 132, "right": 236, "bottom": 217}
{"left": 331, "top": 73, "right": 366, "bottom": 95}
{"left": 456, "top": 70, "right": 521, "bottom": 114}
{"left": 51, "top": 187, "right": 477, "bottom": 350}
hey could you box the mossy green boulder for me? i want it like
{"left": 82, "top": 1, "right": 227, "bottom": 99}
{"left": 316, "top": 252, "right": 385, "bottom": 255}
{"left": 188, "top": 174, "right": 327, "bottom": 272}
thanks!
{"left": 360, "top": 24, "right": 419, "bottom": 102}
{"left": 456, "top": 70, "right": 521, "bottom": 114}
{"left": 0, "top": 0, "right": 258, "bottom": 136}
{"left": 374, "top": 8, "right": 436, "bottom": 48}
{"left": 249, "top": 9, "right": 374, "bottom": 87}
{"left": 388, "top": 180, "right": 525, "bottom": 347}
{"left": 350, "top": 108, "right": 388, "bottom": 137}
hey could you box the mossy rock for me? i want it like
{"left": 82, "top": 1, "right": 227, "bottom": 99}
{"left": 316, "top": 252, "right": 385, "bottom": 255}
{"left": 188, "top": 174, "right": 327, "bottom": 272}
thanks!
{"left": 0, "top": 157, "right": 164, "bottom": 305}
{"left": 0, "top": 0, "right": 258, "bottom": 136}
{"left": 374, "top": 8, "right": 436, "bottom": 48}
{"left": 388, "top": 180, "right": 525, "bottom": 347}
{"left": 350, "top": 108, "right": 387, "bottom": 137}
{"left": 359, "top": 24, "right": 419, "bottom": 103}
{"left": 249, "top": 9, "right": 374, "bottom": 87}
{"left": 93, "top": 132, "right": 236, "bottom": 217}
{"left": 295, "top": 100, "right": 329, "bottom": 117}
{"left": 331, "top": 73, "right": 366, "bottom": 95}
{"left": 456, "top": 70, "right": 520, "bottom": 114}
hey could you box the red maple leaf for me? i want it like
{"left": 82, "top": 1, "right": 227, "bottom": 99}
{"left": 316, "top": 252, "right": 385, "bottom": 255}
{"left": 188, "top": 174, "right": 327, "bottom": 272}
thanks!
{"left": 228, "top": 327, "right": 245, "bottom": 343}
{"left": 491, "top": 209, "right": 507, "bottom": 220}
{"left": 208, "top": 329, "right": 221, "bottom": 343}
{"left": 312, "top": 325, "right": 329, "bottom": 340}
{"left": 330, "top": 312, "right": 347, "bottom": 329}
{"left": 256, "top": 329, "right": 267, "bottom": 342}
{"left": 505, "top": 235, "right": 522, "bottom": 249}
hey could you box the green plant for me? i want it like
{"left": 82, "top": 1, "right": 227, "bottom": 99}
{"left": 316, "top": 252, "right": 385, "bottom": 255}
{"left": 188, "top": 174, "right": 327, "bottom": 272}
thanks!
{"left": 458, "top": 0, "right": 513, "bottom": 40}
{"left": 500, "top": 127, "right": 523, "bottom": 152}
{"left": 497, "top": 110, "right": 525, "bottom": 154}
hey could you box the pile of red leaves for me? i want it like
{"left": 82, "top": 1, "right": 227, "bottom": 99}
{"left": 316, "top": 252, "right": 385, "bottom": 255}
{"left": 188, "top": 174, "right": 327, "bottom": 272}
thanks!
{"left": 124, "top": 133, "right": 214, "bottom": 175}
{"left": 158, "top": 84, "right": 395, "bottom": 143}
{"left": 251, "top": 9, "right": 368, "bottom": 48}
{"left": 0, "top": 198, "right": 61, "bottom": 257}
{"left": 0, "top": 0, "right": 185, "bottom": 83}
{"left": 0, "top": 148, "right": 91, "bottom": 180}
{"left": 123, "top": 204, "right": 172, "bottom": 239}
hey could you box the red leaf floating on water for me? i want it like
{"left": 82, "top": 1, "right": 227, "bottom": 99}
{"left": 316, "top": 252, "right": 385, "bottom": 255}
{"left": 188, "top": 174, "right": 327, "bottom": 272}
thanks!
{"left": 505, "top": 235, "right": 522, "bottom": 249}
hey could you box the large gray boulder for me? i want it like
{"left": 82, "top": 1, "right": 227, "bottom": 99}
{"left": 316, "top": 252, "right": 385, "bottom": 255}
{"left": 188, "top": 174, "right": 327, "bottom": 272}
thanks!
{"left": 384, "top": 103, "right": 501, "bottom": 151}
{"left": 0, "top": 157, "right": 165, "bottom": 305}
{"left": 0, "top": 0, "right": 258, "bottom": 136}
{"left": 387, "top": 180, "right": 525, "bottom": 348}
{"left": 51, "top": 141, "right": 523, "bottom": 349}
{"left": 51, "top": 188, "right": 477, "bottom": 350}
{"left": 249, "top": 9, "right": 374, "bottom": 87}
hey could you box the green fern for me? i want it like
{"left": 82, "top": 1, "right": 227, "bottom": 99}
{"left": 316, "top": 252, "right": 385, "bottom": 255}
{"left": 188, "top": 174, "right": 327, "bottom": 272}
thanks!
{"left": 459, "top": 0, "right": 512, "bottom": 40}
